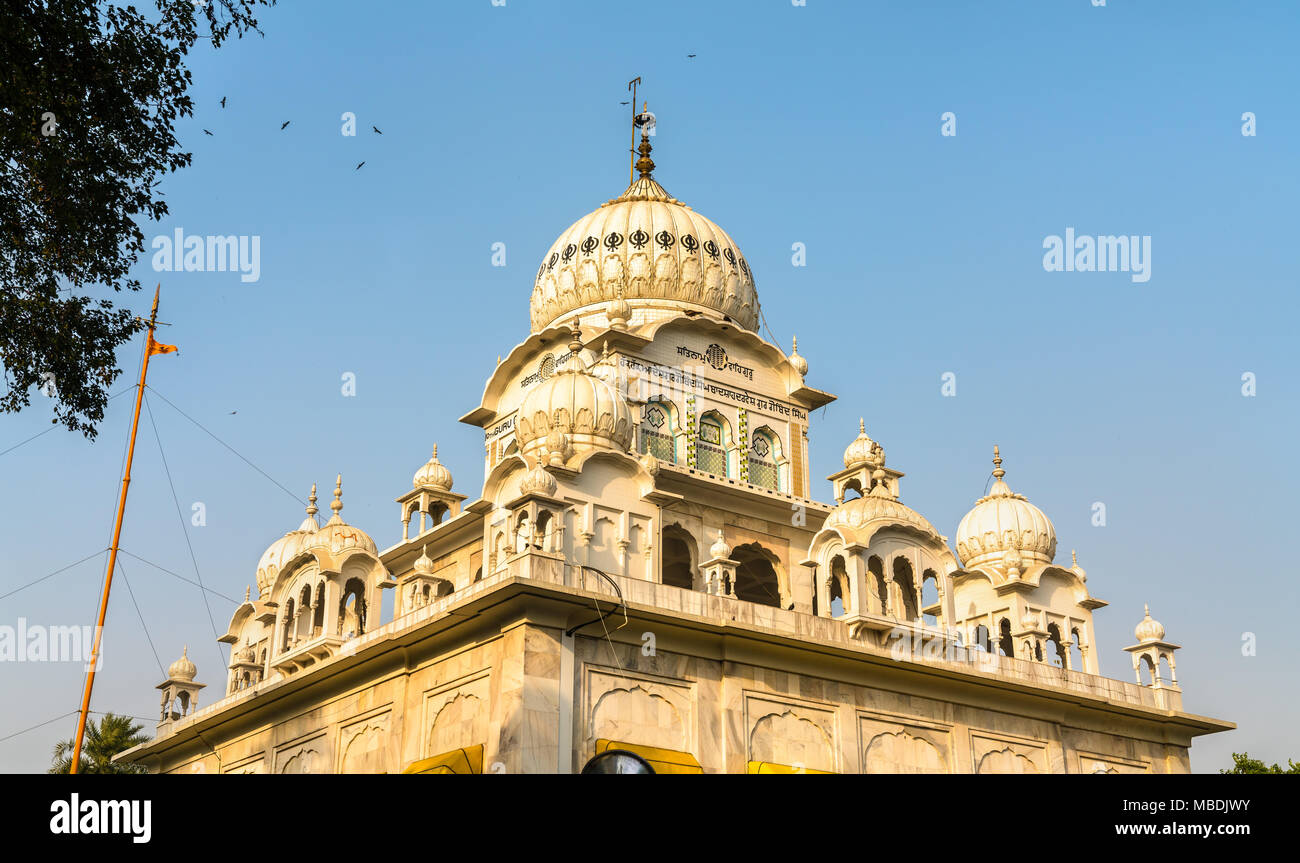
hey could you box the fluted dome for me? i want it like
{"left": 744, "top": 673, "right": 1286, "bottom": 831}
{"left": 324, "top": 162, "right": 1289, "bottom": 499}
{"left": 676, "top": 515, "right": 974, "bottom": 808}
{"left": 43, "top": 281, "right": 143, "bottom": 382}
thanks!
{"left": 256, "top": 486, "right": 322, "bottom": 596}
{"left": 519, "top": 464, "right": 558, "bottom": 498}
{"left": 516, "top": 325, "right": 634, "bottom": 461}
{"left": 843, "top": 418, "right": 884, "bottom": 469}
{"left": 709, "top": 530, "right": 731, "bottom": 560}
{"left": 168, "top": 646, "right": 196, "bottom": 681}
{"left": 824, "top": 495, "right": 942, "bottom": 543}
{"left": 309, "top": 475, "right": 379, "bottom": 558}
{"left": 413, "top": 445, "right": 453, "bottom": 491}
{"left": 529, "top": 131, "right": 759, "bottom": 333}
{"left": 1135, "top": 605, "right": 1165, "bottom": 642}
{"left": 955, "top": 448, "right": 1056, "bottom": 571}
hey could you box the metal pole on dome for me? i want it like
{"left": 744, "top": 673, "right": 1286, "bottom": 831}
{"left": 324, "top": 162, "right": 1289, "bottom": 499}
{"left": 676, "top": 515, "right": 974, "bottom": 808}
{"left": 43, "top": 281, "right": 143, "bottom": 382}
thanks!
{"left": 627, "top": 76, "right": 641, "bottom": 184}
{"left": 68, "top": 285, "right": 178, "bottom": 773}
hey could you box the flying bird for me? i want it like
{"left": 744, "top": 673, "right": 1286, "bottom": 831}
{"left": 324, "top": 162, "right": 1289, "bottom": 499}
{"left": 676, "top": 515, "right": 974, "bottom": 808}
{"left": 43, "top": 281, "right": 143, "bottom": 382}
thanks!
{"left": 620, "top": 101, "right": 629, "bottom": 105}
{"left": 687, "top": 53, "right": 696, "bottom": 58}
{"left": 280, "top": 120, "right": 291, "bottom": 130}
{"left": 228, "top": 411, "right": 237, "bottom": 415}
{"left": 203, "top": 129, "right": 213, "bottom": 136}
{"left": 372, "top": 125, "right": 383, "bottom": 135}
{"left": 355, "top": 161, "right": 365, "bottom": 170}
{"left": 220, "top": 96, "right": 226, "bottom": 108}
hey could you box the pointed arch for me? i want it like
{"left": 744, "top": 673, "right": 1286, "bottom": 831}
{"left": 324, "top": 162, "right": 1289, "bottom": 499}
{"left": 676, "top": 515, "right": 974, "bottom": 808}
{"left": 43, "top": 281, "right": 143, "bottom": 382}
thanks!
{"left": 696, "top": 409, "right": 731, "bottom": 477}
{"left": 747, "top": 425, "right": 783, "bottom": 491}
{"left": 639, "top": 396, "right": 679, "bottom": 464}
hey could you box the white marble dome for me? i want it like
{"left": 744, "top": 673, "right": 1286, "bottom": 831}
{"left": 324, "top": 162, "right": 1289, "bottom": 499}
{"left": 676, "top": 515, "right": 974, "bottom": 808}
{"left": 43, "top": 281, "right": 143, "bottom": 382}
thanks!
{"left": 824, "top": 495, "right": 942, "bottom": 543}
{"left": 256, "top": 488, "right": 322, "bottom": 597}
{"left": 515, "top": 326, "right": 634, "bottom": 461}
{"left": 529, "top": 136, "right": 759, "bottom": 334}
{"left": 843, "top": 419, "right": 884, "bottom": 469}
{"left": 955, "top": 449, "right": 1056, "bottom": 571}
{"left": 168, "top": 646, "right": 196, "bottom": 681}
{"left": 1135, "top": 605, "right": 1166, "bottom": 643}
{"left": 413, "top": 445, "right": 453, "bottom": 491}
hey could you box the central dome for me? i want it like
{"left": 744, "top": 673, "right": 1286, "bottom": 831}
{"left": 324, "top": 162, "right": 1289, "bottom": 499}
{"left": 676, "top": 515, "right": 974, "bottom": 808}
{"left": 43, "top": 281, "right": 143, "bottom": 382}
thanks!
{"left": 529, "top": 134, "right": 760, "bottom": 333}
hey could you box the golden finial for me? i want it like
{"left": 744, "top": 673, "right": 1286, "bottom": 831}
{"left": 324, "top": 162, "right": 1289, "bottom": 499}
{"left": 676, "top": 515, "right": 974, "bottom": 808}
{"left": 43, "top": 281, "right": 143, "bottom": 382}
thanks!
{"left": 331, "top": 474, "right": 343, "bottom": 514}
{"left": 244, "top": 585, "right": 251, "bottom": 602}
{"left": 568, "top": 320, "right": 582, "bottom": 353}
{"left": 432, "top": 443, "right": 438, "bottom": 460}
{"left": 306, "top": 483, "right": 318, "bottom": 518}
{"left": 793, "top": 335, "right": 799, "bottom": 352}
{"left": 992, "top": 445, "right": 1005, "bottom": 479}
{"left": 859, "top": 418, "right": 865, "bottom": 434}
{"left": 634, "top": 103, "right": 655, "bottom": 179}
{"left": 1144, "top": 603, "right": 1150, "bottom": 617}
{"left": 1071, "top": 549, "right": 1078, "bottom": 567}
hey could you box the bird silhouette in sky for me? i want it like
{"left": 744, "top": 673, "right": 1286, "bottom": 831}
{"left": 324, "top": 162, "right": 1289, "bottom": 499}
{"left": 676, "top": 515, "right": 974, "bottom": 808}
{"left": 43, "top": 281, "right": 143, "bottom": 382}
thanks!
{"left": 372, "top": 125, "right": 383, "bottom": 135}
{"left": 280, "top": 120, "right": 291, "bottom": 130}
{"left": 203, "top": 129, "right": 213, "bottom": 136}
{"left": 687, "top": 53, "right": 696, "bottom": 58}
{"left": 228, "top": 410, "right": 237, "bottom": 415}
{"left": 356, "top": 161, "right": 365, "bottom": 170}
{"left": 620, "top": 101, "right": 629, "bottom": 105}
{"left": 220, "top": 96, "right": 226, "bottom": 108}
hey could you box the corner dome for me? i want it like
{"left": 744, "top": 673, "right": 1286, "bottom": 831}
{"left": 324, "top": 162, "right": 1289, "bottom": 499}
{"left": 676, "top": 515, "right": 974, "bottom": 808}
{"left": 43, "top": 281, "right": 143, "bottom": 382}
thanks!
{"left": 529, "top": 130, "right": 759, "bottom": 334}
{"left": 168, "top": 646, "right": 196, "bottom": 681}
{"left": 955, "top": 447, "right": 1057, "bottom": 571}
{"left": 256, "top": 485, "right": 322, "bottom": 597}
{"left": 516, "top": 324, "right": 634, "bottom": 463}
{"left": 308, "top": 475, "right": 379, "bottom": 558}
{"left": 1135, "top": 605, "right": 1165, "bottom": 642}
{"left": 824, "top": 495, "right": 942, "bottom": 544}
{"left": 413, "top": 444, "right": 453, "bottom": 491}
{"left": 843, "top": 418, "right": 884, "bottom": 469}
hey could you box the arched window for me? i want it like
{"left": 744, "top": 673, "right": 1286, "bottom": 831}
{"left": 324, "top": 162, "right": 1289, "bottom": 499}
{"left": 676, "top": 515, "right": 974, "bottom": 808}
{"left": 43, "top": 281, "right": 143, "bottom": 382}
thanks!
{"left": 473, "top": 567, "right": 483, "bottom": 583}
{"left": 696, "top": 411, "right": 729, "bottom": 477}
{"left": 339, "top": 578, "right": 366, "bottom": 639}
{"left": 535, "top": 510, "right": 554, "bottom": 552}
{"left": 974, "top": 623, "right": 991, "bottom": 653}
{"left": 281, "top": 598, "right": 295, "bottom": 651}
{"left": 514, "top": 512, "right": 532, "bottom": 553}
{"left": 313, "top": 582, "right": 325, "bottom": 635}
{"left": 842, "top": 479, "right": 864, "bottom": 501}
{"left": 868, "top": 555, "right": 887, "bottom": 616}
{"left": 639, "top": 398, "right": 677, "bottom": 464}
{"left": 998, "top": 618, "right": 1013, "bottom": 657}
{"left": 1046, "top": 623, "right": 1066, "bottom": 668}
{"left": 893, "top": 557, "right": 919, "bottom": 621}
{"left": 428, "top": 502, "right": 449, "bottom": 527}
{"left": 828, "top": 555, "right": 849, "bottom": 618}
{"left": 748, "top": 427, "right": 781, "bottom": 491}
{"left": 661, "top": 524, "right": 695, "bottom": 589}
{"left": 732, "top": 543, "right": 782, "bottom": 608}
{"left": 1070, "top": 626, "right": 1085, "bottom": 671}
{"left": 921, "top": 570, "right": 939, "bottom": 625}
{"left": 422, "top": 584, "right": 431, "bottom": 604}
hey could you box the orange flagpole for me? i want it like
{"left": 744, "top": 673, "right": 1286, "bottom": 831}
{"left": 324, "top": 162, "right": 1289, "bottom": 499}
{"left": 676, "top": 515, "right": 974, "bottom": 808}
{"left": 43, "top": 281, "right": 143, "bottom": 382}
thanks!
{"left": 69, "top": 285, "right": 175, "bottom": 773}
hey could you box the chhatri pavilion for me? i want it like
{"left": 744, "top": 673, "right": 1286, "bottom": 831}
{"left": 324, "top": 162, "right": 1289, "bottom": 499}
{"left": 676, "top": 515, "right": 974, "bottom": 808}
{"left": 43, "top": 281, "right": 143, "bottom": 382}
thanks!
{"left": 119, "top": 117, "right": 1232, "bottom": 774}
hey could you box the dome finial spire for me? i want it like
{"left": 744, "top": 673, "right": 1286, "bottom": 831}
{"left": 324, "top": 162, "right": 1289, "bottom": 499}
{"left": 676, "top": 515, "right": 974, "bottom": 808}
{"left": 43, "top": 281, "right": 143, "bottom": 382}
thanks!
{"left": 992, "top": 445, "right": 1005, "bottom": 479}
{"left": 330, "top": 474, "right": 343, "bottom": 517}
{"left": 568, "top": 320, "right": 582, "bottom": 354}
{"left": 634, "top": 103, "right": 655, "bottom": 179}
{"left": 306, "top": 483, "right": 318, "bottom": 518}
{"left": 859, "top": 417, "right": 866, "bottom": 434}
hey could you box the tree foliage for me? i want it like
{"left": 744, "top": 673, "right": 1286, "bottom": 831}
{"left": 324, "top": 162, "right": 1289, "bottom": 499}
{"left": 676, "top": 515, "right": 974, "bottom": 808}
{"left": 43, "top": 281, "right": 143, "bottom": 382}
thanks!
{"left": 49, "top": 712, "right": 151, "bottom": 773}
{"left": 1, "top": 0, "right": 273, "bottom": 438}
{"left": 1220, "top": 751, "right": 1300, "bottom": 774}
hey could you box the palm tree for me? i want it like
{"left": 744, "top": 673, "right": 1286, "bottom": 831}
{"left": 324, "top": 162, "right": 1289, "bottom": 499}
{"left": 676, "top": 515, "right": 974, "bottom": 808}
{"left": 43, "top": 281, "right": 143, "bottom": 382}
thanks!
{"left": 49, "top": 713, "right": 151, "bottom": 774}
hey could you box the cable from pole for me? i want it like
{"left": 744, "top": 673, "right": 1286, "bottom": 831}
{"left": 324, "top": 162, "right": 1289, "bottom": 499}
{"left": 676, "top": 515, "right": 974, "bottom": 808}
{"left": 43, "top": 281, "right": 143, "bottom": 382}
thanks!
{"left": 144, "top": 385, "right": 303, "bottom": 506}
{"left": 142, "top": 391, "right": 224, "bottom": 664}
{"left": 0, "top": 548, "right": 108, "bottom": 602}
{"left": 116, "top": 550, "right": 239, "bottom": 604}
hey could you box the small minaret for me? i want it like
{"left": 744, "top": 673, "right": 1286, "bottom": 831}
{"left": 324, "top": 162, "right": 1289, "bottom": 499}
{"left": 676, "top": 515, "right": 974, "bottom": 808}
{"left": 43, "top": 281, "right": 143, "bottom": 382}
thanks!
{"left": 157, "top": 646, "right": 205, "bottom": 732}
{"left": 700, "top": 530, "right": 738, "bottom": 597}
{"left": 1123, "top": 604, "right": 1180, "bottom": 689}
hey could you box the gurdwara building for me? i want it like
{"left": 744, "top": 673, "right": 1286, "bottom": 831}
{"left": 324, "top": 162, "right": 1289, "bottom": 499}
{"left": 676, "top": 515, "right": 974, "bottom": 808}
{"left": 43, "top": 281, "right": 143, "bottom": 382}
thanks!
{"left": 120, "top": 127, "right": 1233, "bottom": 774}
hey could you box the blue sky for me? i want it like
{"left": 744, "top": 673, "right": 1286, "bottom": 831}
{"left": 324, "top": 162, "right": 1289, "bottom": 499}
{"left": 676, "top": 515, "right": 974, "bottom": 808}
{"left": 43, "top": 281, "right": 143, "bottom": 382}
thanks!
{"left": 2, "top": 0, "right": 1296, "bottom": 773}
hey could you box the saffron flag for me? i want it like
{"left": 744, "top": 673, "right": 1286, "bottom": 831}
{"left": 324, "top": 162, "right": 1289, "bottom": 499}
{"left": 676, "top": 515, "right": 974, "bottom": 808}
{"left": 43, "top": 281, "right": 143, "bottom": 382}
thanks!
{"left": 148, "top": 338, "right": 178, "bottom": 357}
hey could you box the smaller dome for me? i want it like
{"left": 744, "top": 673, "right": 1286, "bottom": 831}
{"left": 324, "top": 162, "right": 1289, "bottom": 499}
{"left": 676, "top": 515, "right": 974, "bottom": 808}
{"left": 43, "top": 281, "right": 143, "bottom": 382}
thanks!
{"left": 168, "top": 646, "right": 196, "bottom": 681}
{"left": 824, "top": 495, "right": 942, "bottom": 543}
{"left": 515, "top": 323, "right": 635, "bottom": 461}
{"left": 413, "top": 444, "right": 453, "bottom": 491}
{"left": 413, "top": 545, "right": 434, "bottom": 576}
{"left": 256, "top": 485, "right": 321, "bottom": 596}
{"left": 709, "top": 529, "right": 731, "bottom": 560}
{"left": 955, "top": 447, "right": 1057, "bottom": 571}
{"left": 1020, "top": 609, "right": 1040, "bottom": 631}
{"left": 233, "top": 644, "right": 256, "bottom": 666}
{"left": 1070, "top": 550, "right": 1087, "bottom": 582}
{"left": 843, "top": 419, "right": 884, "bottom": 470}
{"left": 788, "top": 336, "right": 808, "bottom": 378}
{"left": 519, "top": 464, "right": 558, "bottom": 498}
{"left": 1135, "top": 604, "right": 1165, "bottom": 642}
